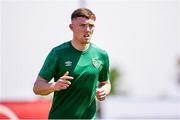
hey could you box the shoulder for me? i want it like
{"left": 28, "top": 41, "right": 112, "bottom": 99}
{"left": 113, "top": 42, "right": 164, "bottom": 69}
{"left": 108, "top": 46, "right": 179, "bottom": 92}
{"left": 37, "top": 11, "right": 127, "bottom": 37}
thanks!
{"left": 53, "top": 41, "right": 70, "bottom": 51}
{"left": 90, "top": 43, "right": 109, "bottom": 57}
{"left": 46, "top": 41, "right": 71, "bottom": 58}
{"left": 51, "top": 41, "right": 71, "bottom": 55}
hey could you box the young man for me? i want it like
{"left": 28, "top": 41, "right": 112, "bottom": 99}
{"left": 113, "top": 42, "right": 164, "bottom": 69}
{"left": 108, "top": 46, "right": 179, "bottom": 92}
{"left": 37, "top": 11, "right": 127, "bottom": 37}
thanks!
{"left": 33, "top": 8, "right": 111, "bottom": 119}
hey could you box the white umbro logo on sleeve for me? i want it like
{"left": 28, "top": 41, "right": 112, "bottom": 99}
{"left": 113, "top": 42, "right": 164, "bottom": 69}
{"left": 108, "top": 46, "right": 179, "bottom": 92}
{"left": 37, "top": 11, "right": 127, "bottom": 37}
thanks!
{"left": 64, "top": 61, "right": 72, "bottom": 66}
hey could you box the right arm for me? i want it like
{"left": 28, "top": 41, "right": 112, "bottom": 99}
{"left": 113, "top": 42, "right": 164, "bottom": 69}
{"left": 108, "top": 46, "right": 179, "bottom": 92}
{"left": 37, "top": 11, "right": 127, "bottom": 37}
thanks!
{"left": 33, "top": 72, "right": 73, "bottom": 96}
{"left": 33, "top": 76, "right": 55, "bottom": 95}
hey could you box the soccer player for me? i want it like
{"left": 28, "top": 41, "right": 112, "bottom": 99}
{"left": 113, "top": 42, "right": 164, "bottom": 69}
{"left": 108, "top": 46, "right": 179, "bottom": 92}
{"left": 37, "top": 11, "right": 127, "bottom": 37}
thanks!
{"left": 33, "top": 8, "right": 111, "bottom": 119}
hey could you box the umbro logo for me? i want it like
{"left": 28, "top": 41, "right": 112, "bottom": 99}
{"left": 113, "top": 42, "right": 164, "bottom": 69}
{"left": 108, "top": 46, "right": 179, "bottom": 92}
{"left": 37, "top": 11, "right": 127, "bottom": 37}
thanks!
{"left": 64, "top": 61, "right": 72, "bottom": 66}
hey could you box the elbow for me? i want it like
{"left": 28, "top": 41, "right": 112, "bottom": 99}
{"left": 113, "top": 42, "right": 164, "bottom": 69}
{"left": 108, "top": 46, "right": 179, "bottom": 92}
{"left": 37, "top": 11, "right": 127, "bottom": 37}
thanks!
{"left": 33, "top": 77, "right": 52, "bottom": 96}
{"left": 33, "top": 87, "right": 44, "bottom": 95}
{"left": 33, "top": 85, "right": 39, "bottom": 95}
{"left": 33, "top": 82, "right": 41, "bottom": 95}
{"left": 33, "top": 84, "right": 50, "bottom": 96}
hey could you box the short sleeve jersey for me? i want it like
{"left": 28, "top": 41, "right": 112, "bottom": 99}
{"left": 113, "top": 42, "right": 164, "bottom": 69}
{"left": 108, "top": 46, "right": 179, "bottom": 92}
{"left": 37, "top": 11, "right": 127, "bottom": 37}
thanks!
{"left": 39, "top": 41, "right": 109, "bottom": 119}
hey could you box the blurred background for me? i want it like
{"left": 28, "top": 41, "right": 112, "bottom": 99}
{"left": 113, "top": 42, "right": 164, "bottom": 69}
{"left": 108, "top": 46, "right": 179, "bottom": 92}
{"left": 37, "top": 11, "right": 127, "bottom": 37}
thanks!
{"left": 0, "top": 0, "right": 180, "bottom": 119}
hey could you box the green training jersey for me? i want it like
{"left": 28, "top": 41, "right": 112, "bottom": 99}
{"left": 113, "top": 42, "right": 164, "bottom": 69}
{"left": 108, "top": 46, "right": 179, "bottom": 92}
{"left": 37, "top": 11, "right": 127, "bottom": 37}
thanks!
{"left": 39, "top": 41, "right": 109, "bottom": 119}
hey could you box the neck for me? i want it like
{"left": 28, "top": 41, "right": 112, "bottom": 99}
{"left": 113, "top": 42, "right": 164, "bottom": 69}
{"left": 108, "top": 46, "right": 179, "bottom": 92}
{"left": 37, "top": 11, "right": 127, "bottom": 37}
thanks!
{"left": 71, "top": 40, "right": 89, "bottom": 51}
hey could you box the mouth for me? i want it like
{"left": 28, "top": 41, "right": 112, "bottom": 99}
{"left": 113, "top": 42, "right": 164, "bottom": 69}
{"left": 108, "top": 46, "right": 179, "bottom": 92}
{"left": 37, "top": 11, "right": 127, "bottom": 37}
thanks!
{"left": 83, "top": 34, "right": 91, "bottom": 39}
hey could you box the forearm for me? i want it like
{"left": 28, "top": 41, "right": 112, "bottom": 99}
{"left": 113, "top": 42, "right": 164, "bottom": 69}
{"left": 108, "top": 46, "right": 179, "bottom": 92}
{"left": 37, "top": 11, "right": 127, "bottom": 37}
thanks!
{"left": 33, "top": 73, "right": 73, "bottom": 95}
{"left": 33, "top": 77, "right": 55, "bottom": 96}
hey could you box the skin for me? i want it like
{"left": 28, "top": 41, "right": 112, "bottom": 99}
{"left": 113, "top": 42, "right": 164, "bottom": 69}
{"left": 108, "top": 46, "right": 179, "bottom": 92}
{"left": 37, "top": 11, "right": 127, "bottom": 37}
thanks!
{"left": 33, "top": 71, "right": 73, "bottom": 95}
{"left": 69, "top": 17, "right": 95, "bottom": 51}
{"left": 33, "top": 17, "right": 111, "bottom": 101}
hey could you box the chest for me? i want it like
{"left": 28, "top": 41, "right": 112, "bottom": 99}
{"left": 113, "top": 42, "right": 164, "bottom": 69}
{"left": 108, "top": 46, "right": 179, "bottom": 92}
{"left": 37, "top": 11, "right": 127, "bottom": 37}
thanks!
{"left": 57, "top": 52, "right": 103, "bottom": 80}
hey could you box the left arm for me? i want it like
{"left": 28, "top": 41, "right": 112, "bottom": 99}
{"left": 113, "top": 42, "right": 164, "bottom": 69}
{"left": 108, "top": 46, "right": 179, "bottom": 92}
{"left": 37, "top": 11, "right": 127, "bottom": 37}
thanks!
{"left": 96, "top": 80, "right": 111, "bottom": 101}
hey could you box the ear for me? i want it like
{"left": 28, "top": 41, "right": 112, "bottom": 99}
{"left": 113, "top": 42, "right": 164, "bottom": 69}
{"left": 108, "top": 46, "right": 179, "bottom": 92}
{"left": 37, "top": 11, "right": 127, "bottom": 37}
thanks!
{"left": 69, "top": 24, "right": 73, "bottom": 30}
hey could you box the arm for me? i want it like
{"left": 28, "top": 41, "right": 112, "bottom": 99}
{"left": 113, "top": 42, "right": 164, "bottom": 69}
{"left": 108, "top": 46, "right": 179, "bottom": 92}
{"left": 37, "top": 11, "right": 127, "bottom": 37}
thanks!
{"left": 96, "top": 80, "right": 111, "bottom": 101}
{"left": 33, "top": 76, "right": 55, "bottom": 95}
{"left": 33, "top": 71, "right": 73, "bottom": 96}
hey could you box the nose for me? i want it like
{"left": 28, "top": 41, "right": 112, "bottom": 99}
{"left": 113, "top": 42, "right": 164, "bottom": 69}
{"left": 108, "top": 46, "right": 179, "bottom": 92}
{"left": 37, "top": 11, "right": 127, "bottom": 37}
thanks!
{"left": 85, "top": 26, "right": 90, "bottom": 31}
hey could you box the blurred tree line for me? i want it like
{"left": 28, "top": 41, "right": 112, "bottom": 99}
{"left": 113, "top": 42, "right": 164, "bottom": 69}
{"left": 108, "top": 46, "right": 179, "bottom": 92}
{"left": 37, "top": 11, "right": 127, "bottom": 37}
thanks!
{"left": 109, "top": 67, "right": 120, "bottom": 95}
{"left": 177, "top": 57, "right": 180, "bottom": 86}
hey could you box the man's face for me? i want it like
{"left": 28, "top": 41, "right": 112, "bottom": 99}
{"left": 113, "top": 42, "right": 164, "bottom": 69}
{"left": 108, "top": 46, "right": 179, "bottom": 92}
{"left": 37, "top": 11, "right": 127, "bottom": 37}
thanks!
{"left": 70, "top": 17, "right": 95, "bottom": 44}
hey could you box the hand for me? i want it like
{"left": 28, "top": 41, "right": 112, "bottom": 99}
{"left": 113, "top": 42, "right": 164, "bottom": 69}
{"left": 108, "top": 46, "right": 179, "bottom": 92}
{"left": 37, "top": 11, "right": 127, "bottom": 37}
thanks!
{"left": 51, "top": 71, "right": 73, "bottom": 91}
{"left": 96, "top": 88, "right": 107, "bottom": 101}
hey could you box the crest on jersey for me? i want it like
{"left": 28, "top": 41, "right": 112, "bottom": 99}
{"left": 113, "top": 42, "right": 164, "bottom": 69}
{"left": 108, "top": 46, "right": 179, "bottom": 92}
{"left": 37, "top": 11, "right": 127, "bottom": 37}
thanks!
{"left": 92, "top": 58, "right": 101, "bottom": 68}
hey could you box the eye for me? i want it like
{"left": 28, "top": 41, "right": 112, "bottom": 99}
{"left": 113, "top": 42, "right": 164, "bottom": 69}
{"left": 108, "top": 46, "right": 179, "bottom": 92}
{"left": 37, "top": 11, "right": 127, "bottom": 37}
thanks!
{"left": 89, "top": 24, "right": 95, "bottom": 28}
{"left": 80, "top": 24, "right": 86, "bottom": 27}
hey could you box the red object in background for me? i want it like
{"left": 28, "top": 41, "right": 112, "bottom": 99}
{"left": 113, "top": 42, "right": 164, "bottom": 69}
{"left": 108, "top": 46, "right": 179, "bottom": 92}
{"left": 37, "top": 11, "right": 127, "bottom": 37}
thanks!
{"left": 0, "top": 100, "right": 51, "bottom": 119}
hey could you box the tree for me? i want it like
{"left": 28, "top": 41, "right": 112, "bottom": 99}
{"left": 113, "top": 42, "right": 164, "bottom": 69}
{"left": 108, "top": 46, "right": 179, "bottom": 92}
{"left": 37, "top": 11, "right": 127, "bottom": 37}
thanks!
{"left": 109, "top": 67, "right": 120, "bottom": 95}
